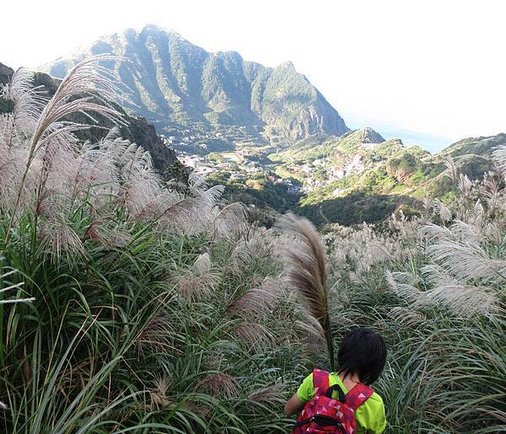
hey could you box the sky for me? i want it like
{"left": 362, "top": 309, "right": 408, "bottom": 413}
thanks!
{"left": 1, "top": 0, "right": 505, "bottom": 152}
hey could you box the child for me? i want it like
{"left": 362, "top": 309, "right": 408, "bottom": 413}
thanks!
{"left": 284, "top": 328, "right": 387, "bottom": 434}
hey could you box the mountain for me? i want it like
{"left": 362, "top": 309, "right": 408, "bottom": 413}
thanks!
{"left": 4, "top": 57, "right": 505, "bottom": 227}
{"left": 43, "top": 25, "right": 349, "bottom": 148}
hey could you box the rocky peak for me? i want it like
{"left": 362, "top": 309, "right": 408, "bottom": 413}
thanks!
{"left": 360, "top": 127, "right": 385, "bottom": 144}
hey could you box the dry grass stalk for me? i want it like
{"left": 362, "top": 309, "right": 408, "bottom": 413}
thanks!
{"left": 195, "top": 372, "right": 238, "bottom": 398}
{"left": 231, "top": 322, "right": 273, "bottom": 349}
{"left": 149, "top": 376, "right": 173, "bottom": 410}
{"left": 277, "top": 213, "right": 335, "bottom": 370}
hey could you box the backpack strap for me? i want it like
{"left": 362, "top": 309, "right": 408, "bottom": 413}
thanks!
{"left": 325, "top": 383, "right": 346, "bottom": 403}
{"left": 312, "top": 368, "right": 330, "bottom": 396}
{"left": 345, "top": 383, "right": 374, "bottom": 411}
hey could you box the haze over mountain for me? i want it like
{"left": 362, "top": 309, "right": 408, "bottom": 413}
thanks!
{"left": 44, "top": 25, "right": 348, "bottom": 148}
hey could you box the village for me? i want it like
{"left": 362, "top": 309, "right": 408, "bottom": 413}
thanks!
{"left": 171, "top": 138, "right": 365, "bottom": 198}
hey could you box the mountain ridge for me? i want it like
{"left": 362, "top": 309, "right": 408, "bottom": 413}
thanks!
{"left": 42, "top": 24, "right": 349, "bottom": 147}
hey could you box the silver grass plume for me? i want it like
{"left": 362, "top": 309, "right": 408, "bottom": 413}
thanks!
{"left": 195, "top": 372, "right": 238, "bottom": 398}
{"left": 136, "top": 312, "right": 176, "bottom": 358}
{"left": 278, "top": 213, "right": 335, "bottom": 371}
{"left": 422, "top": 221, "right": 506, "bottom": 283}
{"left": 3, "top": 55, "right": 125, "bottom": 246}
{"left": 433, "top": 199, "right": 452, "bottom": 222}
{"left": 458, "top": 173, "right": 473, "bottom": 197}
{"left": 248, "top": 383, "right": 284, "bottom": 404}
{"left": 385, "top": 221, "right": 505, "bottom": 318}
{"left": 387, "top": 267, "right": 499, "bottom": 318}
{"left": 153, "top": 173, "right": 224, "bottom": 235}
{"left": 386, "top": 271, "right": 431, "bottom": 307}
{"left": 226, "top": 227, "right": 272, "bottom": 276}
{"left": 427, "top": 284, "right": 499, "bottom": 317}
{"left": 444, "top": 156, "right": 458, "bottom": 184}
{"left": 226, "top": 277, "right": 281, "bottom": 318}
{"left": 388, "top": 306, "right": 427, "bottom": 327}
{"left": 174, "top": 253, "right": 220, "bottom": 301}
{"left": 231, "top": 322, "right": 273, "bottom": 349}
{"left": 492, "top": 145, "right": 506, "bottom": 179}
{"left": 149, "top": 376, "right": 172, "bottom": 410}
{"left": 0, "top": 68, "right": 48, "bottom": 144}
{"left": 211, "top": 202, "right": 249, "bottom": 241}
{"left": 29, "top": 55, "right": 125, "bottom": 152}
{"left": 226, "top": 277, "right": 281, "bottom": 350}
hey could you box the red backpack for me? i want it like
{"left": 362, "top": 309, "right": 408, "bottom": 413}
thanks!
{"left": 292, "top": 368, "right": 373, "bottom": 434}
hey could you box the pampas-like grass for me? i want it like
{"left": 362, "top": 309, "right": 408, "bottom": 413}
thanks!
{"left": 0, "top": 68, "right": 48, "bottom": 143}
{"left": 428, "top": 284, "right": 499, "bottom": 317}
{"left": 247, "top": 383, "right": 284, "bottom": 403}
{"left": 211, "top": 202, "right": 249, "bottom": 241}
{"left": 444, "top": 156, "right": 458, "bottom": 184}
{"left": 224, "top": 226, "right": 273, "bottom": 280}
{"left": 231, "top": 322, "right": 273, "bottom": 349}
{"left": 174, "top": 253, "right": 220, "bottom": 302}
{"left": 1, "top": 56, "right": 126, "bottom": 247}
{"left": 433, "top": 199, "right": 453, "bottom": 222}
{"left": 458, "top": 173, "right": 473, "bottom": 197}
{"left": 149, "top": 376, "right": 173, "bottom": 410}
{"left": 159, "top": 183, "right": 225, "bottom": 235}
{"left": 0, "top": 56, "right": 310, "bottom": 433}
{"left": 387, "top": 268, "right": 500, "bottom": 318}
{"left": 226, "top": 277, "right": 281, "bottom": 317}
{"left": 195, "top": 372, "right": 238, "bottom": 398}
{"left": 277, "top": 213, "right": 335, "bottom": 371}
{"left": 426, "top": 235, "right": 506, "bottom": 283}
{"left": 386, "top": 271, "right": 429, "bottom": 306}
{"left": 385, "top": 219, "right": 505, "bottom": 318}
{"left": 136, "top": 312, "right": 176, "bottom": 357}
{"left": 492, "top": 146, "right": 506, "bottom": 179}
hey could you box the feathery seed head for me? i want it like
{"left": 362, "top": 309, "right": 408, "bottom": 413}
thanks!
{"left": 195, "top": 372, "right": 238, "bottom": 398}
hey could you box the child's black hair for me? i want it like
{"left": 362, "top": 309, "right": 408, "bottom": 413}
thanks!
{"left": 337, "top": 327, "right": 387, "bottom": 385}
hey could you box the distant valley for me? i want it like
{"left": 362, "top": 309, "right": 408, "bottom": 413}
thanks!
{"left": 3, "top": 25, "right": 504, "bottom": 226}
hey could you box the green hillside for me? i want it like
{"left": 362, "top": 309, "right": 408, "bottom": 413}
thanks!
{"left": 208, "top": 128, "right": 505, "bottom": 226}
{"left": 43, "top": 25, "right": 349, "bottom": 149}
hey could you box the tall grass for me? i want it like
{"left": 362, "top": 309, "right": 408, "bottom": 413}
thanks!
{"left": 320, "top": 164, "right": 506, "bottom": 432}
{"left": 0, "top": 58, "right": 504, "bottom": 433}
{"left": 0, "top": 59, "right": 303, "bottom": 433}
